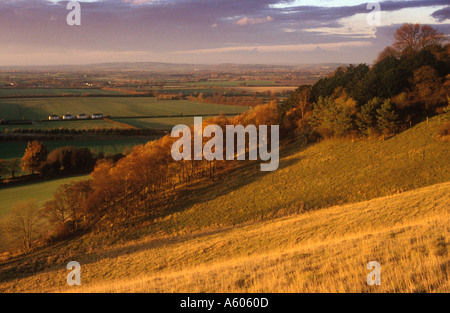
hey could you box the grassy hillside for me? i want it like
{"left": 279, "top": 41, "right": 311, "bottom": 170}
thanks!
{"left": 133, "top": 116, "right": 449, "bottom": 237}
{"left": 0, "top": 97, "right": 248, "bottom": 120}
{"left": 0, "top": 117, "right": 448, "bottom": 292}
{"left": 1, "top": 181, "right": 448, "bottom": 292}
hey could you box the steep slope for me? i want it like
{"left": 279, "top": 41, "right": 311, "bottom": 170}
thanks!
{"left": 0, "top": 117, "right": 448, "bottom": 292}
{"left": 127, "top": 116, "right": 449, "bottom": 238}
{"left": 1, "top": 181, "right": 448, "bottom": 292}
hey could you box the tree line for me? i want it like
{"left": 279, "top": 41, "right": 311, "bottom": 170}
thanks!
{"left": 0, "top": 141, "right": 126, "bottom": 183}
{"left": 279, "top": 24, "right": 449, "bottom": 138}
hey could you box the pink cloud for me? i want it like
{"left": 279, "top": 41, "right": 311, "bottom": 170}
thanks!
{"left": 235, "top": 16, "right": 273, "bottom": 26}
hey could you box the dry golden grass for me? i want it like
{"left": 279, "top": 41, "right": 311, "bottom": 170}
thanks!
{"left": 1, "top": 181, "right": 448, "bottom": 293}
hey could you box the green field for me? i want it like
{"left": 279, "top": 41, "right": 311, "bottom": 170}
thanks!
{"left": 0, "top": 120, "right": 127, "bottom": 132}
{"left": 181, "top": 80, "right": 277, "bottom": 87}
{"left": 112, "top": 116, "right": 208, "bottom": 129}
{"left": 0, "top": 88, "right": 126, "bottom": 97}
{"left": 0, "top": 138, "right": 151, "bottom": 160}
{"left": 0, "top": 175, "right": 90, "bottom": 219}
{"left": 0, "top": 97, "right": 249, "bottom": 120}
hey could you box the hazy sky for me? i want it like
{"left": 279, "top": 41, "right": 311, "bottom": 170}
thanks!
{"left": 0, "top": 0, "right": 448, "bottom": 66}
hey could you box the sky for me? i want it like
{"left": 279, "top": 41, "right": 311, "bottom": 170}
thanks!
{"left": 0, "top": 0, "right": 448, "bottom": 66}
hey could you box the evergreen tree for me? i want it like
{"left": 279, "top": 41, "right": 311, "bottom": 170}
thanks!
{"left": 357, "top": 97, "right": 382, "bottom": 135}
{"left": 377, "top": 100, "right": 398, "bottom": 133}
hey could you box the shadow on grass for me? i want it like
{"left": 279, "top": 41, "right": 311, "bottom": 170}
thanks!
{"left": 0, "top": 139, "right": 310, "bottom": 287}
{"left": 151, "top": 138, "right": 311, "bottom": 222}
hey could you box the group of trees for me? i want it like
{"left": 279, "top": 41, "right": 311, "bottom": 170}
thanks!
{"left": 22, "top": 142, "right": 126, "bottom": 179}
{"left": 0, "top": 158, "right": 21, "bottom": 179}
{"left": 21, "top": 100, "right": 280, "bottom": 243}
{"left": 280, "top": 23, "right": 449, "bottom": 138}
{"left": 0, "top": 141, "right": 116, "bottom": 182}
{"left": 39, "top": 146, "right": 97, "bottom": 177}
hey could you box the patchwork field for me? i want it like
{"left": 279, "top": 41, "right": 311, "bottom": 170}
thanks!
{"left": 0, "top": 120, "right": 128, "bottom": 132}
{"left": 111, "top": 116, "right": 209, "bottom": 129}
{"left": 181, "top": 80, "right": 277, "bottom": 87}
{"left": 0, "top": 97, "right": 249, "bottom": 121}
{"left": 0, "top": 88, "right": 127, "bottom": 97}
{"left": 234, "top": 86, "right": 298, "bottom": 93}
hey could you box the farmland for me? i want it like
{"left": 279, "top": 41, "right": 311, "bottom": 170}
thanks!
{"left": 0, "top": 120, "right": 128, "bottom": 132}
{"left": 0, "top": 88, "right": 127, "bottom": 97}
{"left": 180, "top": 80, "right": 278, "bottom": 87}
{"left": 0, "top": 97, "right": 248, "bottom": 121}
{"left": 110, "top": 116, "right": 205, "bottom": 129}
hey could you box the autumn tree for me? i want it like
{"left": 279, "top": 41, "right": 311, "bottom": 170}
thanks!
{"left": 393, "top": 23, "right": 447, "bottom": 56}
{"left": 376, "top": 46, "right": 399, "bottom": 63}
{"left": 311, "top": 95, "right": 356, "bottom": 137}
{"left": 21, "top": 141, "right": 48, "bottom": 174}
{"left": 8, "top": 158, "right": 21, "bottom": 178}
{"left": 45, "top": 146, "right": 95, "bottom": 174}
{"left": 40, "top": 180, "right": 93, "bottom": 234}
{"left": 0, "top": 159, "right": 8, "bottom": 179}
{"left": 412, "top": 65, "right": 446, "bottom": 111}
{"left": 5, "top": 200, "right": 41, "bottom": 252}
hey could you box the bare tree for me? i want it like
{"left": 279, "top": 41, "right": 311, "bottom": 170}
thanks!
{"left": 5, "top": 200, "right": 41, "bottom": 252}
{"left": 0, "top": 159, "right": 8, "bottom": 180}
{"left": 393, "top": 23, "right": 447, "bottom": 55}
{"left": 8, "top": 158, "right": 21, "bottom": 178}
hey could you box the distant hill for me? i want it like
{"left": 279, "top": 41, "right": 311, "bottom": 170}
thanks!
{"left": 0, "top": 62, "right": 345, "bottom": 73}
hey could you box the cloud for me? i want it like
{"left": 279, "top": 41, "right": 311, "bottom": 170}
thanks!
{"left": 431, "top": 7, "right": 450, "bottom": 22}
{"left": 0, "top": 0, "right": 448, "bottom": 65}
{"left": 235, "top": 16, "right": 273, "bottom": 26}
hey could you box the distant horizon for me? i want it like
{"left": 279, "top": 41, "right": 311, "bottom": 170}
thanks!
{"left": 0, "top": 60, "right": 352, "bottom": 70}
